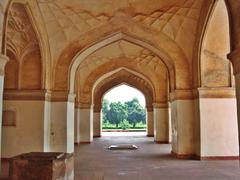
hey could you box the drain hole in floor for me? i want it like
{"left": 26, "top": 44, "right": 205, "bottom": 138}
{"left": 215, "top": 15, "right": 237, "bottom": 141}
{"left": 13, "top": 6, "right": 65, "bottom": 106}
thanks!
{"left": 108, "top": 144, "right": 138, "bottom": 150}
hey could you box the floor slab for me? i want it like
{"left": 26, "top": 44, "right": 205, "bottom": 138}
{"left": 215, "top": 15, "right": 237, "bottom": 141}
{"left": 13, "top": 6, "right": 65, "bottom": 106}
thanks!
{"left": 74, "top": 135, "right": 240, "bottom": 180}
{"left": 1, "top": 135, "right": 240, "bottom": 180}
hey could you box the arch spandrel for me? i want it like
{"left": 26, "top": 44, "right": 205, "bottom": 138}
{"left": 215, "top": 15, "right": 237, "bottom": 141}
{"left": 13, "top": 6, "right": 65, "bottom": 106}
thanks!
{"left": 76, "top": 59, "right": 168, "bottom": 105}
{"left": 54, "top": 30, "right": 191, "bottom": 93}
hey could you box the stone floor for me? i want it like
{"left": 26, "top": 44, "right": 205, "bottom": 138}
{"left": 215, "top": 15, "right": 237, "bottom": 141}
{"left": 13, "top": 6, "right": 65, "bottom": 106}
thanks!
{"left": 74, "top": 134, "right": 240, "bottom": 180}
{"left": 1, "top": 134, "right": 240, "bottom": 180}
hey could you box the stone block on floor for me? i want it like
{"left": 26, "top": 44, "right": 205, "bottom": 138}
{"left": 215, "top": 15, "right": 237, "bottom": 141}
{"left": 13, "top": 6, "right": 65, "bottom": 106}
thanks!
{"left": 9, "top": 152, "right": 74, "bottom": 180}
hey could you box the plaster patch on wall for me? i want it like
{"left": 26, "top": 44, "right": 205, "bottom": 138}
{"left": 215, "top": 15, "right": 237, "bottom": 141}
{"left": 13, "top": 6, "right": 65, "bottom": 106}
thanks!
{"left": 2, "top": 110, "right": 16, "bottom": 126}
{"left": 202, "top": 49, "right": 230, "bottom": 87}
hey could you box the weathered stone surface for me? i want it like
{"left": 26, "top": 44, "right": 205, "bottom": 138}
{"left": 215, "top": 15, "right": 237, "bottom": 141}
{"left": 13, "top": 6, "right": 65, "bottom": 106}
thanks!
{"left": 10, "top": 152, "right": 74, "bottom": 180}
{"left": 0, "top": 0, "right": 239, "bottom": 171}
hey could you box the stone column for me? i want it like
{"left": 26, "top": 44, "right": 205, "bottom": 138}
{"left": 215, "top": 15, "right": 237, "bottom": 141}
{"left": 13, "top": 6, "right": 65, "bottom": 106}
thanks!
{"left": 0, "top": 54, "right": 8, "bottom": 167}
{"left": 74, "top": 107, "right": 80, "bottom": 143}
{"left": 228, "top": 49, "right": 240, "bottom": 158}
{"left": 146, "top": 107, "right": 154, "bottom": 137}
{"left": 196, "top": 88, "right": 238, "bottom": 159}
{"left": 93, "top": 108, "right": 101, "bottom": 137}
{"left": 66, "top": 94, "right": 75, "bottom": 153}
{"left": 170, "top": 90, "right": 195, "bottom": 158}
{"left": 77, "top": 103, "right": 93, "bottom": 143}
{"left": 153, "top": 103, "right": 170, "bottom": 144}
{"left": 44, "top": 91, "right": 75, "bottom": 153}
{"left": 236, "top": 74, "right": 240, "bottom": 156}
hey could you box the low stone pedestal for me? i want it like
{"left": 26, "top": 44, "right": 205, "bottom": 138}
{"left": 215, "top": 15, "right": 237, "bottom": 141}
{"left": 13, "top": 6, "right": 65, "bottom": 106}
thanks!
{"left": 9, "top": 152, "right": 74, "bottom": 180}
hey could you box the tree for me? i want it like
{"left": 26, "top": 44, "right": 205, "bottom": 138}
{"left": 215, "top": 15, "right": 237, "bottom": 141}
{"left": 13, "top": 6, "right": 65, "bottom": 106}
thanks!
{"left": 102, "top": 98, "right": 109, "bottom": 124}
{"left": 106, "top": 102, "right": 128, "bottom": 128}
{"left": 125, "top": 98, "right": 146, "bottom": 128}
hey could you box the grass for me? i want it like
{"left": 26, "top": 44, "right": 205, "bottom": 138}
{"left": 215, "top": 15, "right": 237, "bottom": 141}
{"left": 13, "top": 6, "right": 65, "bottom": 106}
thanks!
{"left": 102, "top": 122, "right": 146, "bottom": 130}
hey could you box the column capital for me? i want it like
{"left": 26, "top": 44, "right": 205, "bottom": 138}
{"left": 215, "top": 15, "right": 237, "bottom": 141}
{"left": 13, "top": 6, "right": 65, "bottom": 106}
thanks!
{"left": 45, "top": 90, "right": 68, "bottom": 102}
{"left": 198, "top": 87, "right": 236, "bottom": 98}
{"left": 227, "top": 48, "right": 240, "bottom": 75}
{"left": 146, "top": 106, "right": 153, "bottom": 112}
{"left": 93, "top": 105, "right": 101, "bottom": 112}
{"left": 68, "top": 93, "right": 76, "bottom": 102}
{"left": 0, "top": 54, "right": 9, "bottom": 75}
{"left": 75, "top": 102, "right": 93, "bottom": 109}
{"left": 152, "top": 102, "right": 169, "bottom": 109}
{"left": 170, "top": 89, "right": 197, "bottom": 102}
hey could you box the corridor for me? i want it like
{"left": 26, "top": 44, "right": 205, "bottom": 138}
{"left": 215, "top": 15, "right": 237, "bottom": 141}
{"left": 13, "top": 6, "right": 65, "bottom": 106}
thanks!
{"left": 74, "top": 135, "right": 240, "bottom": 180}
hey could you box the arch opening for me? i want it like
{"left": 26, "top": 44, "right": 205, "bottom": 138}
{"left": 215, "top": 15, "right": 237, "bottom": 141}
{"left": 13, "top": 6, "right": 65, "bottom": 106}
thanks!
{"left": 100, "top": 84, "right": 147, "bottom": 137}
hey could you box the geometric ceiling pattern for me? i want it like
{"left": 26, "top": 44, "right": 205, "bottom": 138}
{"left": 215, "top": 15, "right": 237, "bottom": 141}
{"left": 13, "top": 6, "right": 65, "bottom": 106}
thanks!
{"left": 37, "top": 0, "right": 204, "bottom": 62}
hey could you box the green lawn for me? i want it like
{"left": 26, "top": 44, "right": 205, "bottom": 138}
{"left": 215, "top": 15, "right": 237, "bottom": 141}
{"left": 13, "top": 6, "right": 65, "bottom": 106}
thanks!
{"left": 102, "top": 122, "right": 146, "bottom": 130}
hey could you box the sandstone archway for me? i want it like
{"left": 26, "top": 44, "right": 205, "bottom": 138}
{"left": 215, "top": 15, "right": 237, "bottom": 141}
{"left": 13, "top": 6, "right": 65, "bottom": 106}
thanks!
{"left": 68, "top": 32, "right": 176, "bottom": 94}
{"left": 92, "top": 69, "right": 155, "bottom": 137}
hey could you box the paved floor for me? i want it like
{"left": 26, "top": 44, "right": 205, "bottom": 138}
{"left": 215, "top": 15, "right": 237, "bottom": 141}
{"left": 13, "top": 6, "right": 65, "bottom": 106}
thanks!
{"left": 74, "top": 135, "right": 240, "bottom": 180}
{"left": 1, "top": 134, "right": 240, "bottom": 179}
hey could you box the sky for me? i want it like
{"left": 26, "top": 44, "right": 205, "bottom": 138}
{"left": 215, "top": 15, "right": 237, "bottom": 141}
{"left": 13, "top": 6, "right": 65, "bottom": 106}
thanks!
{"left": 104, "top": 84, "right": 146, "bottom": 107}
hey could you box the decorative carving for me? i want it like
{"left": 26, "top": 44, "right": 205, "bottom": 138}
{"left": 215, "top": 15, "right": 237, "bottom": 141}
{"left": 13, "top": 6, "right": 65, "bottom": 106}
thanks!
{"left": 132, "top": 0, "right": 202, "bottom": 40}
{"left": 37, "top": 0, "right": 204, "bottom": 61}
{"left": 7, "top": 3, "right": 39, "bottom": 59}
{"left": 78, "top": 40, "right": 166, "bottom": 73}
{"left": 5, "top": 3, "right": 42, "bottom": 90}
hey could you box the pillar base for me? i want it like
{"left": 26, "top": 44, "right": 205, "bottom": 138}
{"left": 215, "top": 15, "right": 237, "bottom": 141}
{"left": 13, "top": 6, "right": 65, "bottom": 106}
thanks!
{"left": 79, "top": 141, "right": 91, "bottom": 144}
{"left": 171, "top": 151, "right": 195, "bottom": 160}
{"left": 147, "top": 135, "right": 154, "bottom": 137}
{"left": 93, "top": 135, "right": 101, "bottom": 138}
{"left": 155, "top": 140, "right": 170, "bottom": 144}
{"left": 196, "top": 156, "right": 240, "bottom": 160}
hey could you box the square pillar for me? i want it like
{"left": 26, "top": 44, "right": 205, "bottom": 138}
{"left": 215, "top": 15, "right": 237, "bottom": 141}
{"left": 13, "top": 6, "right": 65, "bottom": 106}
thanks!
{"left": 235, "top": 74, "right": 240, "bottom": 152}
{"left": 93, "top": 110, "right": 101, "bottom": 137}
{"left": 170, "top": 90, "right": 196, "bottom": 158}
{"left": 196, "top": 88, "right": 239, "bottom": 159}
{"left": 74, "top": 108, "right": 80, "bottom": 143}
{"left": 44, "top": 92, "right": 75, "bottom": 153}
{"left": 146, "top": 107, "right": 154, "bottom": 137}
{"left": 0, "top": 54, "right": 8, "bottom": 167}
{"left": 77, "top": 103, "right": 93, "bottom": 143}
{"left": 153, "top": 103, "right": 170, "bottom": 143}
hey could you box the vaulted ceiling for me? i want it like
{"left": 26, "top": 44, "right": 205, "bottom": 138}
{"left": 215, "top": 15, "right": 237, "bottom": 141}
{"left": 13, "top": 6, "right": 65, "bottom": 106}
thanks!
{"left": 2, "top": 0, "right": 222, "bottom": 94}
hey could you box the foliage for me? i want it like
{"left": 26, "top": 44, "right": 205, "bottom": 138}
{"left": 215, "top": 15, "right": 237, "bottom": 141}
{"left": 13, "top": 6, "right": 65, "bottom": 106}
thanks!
{"left": 124, "top": 98, "right": 146, "bottom": 128}
{"left": 102, "top": 97, "right": 146, "bottom": 129}
{"left": 102, "top": 99, "right": 109, "bottom": 123}
{"left": 106, "top": 102, "right": 128, "bottom": 128}
{"left": 120, "top": 119, "right": 131, "bottom": 130}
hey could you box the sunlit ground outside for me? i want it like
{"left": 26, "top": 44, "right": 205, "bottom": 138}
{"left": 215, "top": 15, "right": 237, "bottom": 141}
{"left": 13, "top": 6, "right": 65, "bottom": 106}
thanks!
{"left": 102, "top": 84, "right": 147, "bottom": 136}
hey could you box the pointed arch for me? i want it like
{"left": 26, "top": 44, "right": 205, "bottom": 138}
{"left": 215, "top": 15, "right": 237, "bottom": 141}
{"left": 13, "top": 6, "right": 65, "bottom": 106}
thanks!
{"left": 92, "top": 68, "right": 155, "bottom": 111}
{"left": 69, "top": 32, "right": 175, "bottom": 94}
{"left": 2, "top": 0, "right": 51, "bottom": 89}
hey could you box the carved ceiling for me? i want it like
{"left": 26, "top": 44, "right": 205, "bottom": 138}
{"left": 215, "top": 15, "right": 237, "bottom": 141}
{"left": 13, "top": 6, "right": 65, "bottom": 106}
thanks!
{"left": 78, "top": 40, "right": 166, "bottom": 73}
{"left": 76, "top": 40, "right": 168, "bottom": 91}
{"left": 6, "top": 3, "right": 39, "bottom": 60}
{"left": 37, "top": 0, "right": 204, "bottom": 63}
